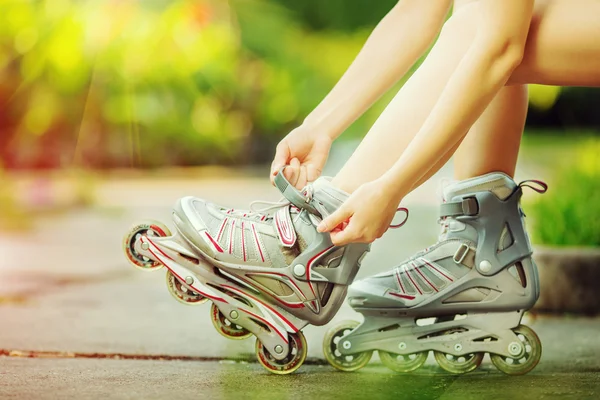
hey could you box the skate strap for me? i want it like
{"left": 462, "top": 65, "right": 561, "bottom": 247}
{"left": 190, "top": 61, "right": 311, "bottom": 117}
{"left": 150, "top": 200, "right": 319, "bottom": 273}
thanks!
{"left": 439, "top": 197, "right": 479, "bottom": 218}
{"left": 274, "top": 207, "right": 297, "bottom": 247}
{"left": 274, "top": 167, "right": 320, "bottom": 215}
{"left": 519, "top": 179, "right": 548, "bottom": 194}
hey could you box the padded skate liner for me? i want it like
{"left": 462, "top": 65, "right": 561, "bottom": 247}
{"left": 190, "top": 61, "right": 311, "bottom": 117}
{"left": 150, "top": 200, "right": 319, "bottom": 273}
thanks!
{"left": 443, "top": 172, "right": 516, "bottom": 202}
{"left": 443, "top": 287, "right": 492, "bottom": 303}
{"left": 249, "top": 275, "right": 294, "bottom": 296}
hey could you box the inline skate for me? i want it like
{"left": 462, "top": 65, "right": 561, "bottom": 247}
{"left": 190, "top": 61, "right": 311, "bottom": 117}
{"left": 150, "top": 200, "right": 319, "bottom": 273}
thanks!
{"left": 123, "top": 171, "right": 370, "bottom": 374}
{"left": 323, "top": 172, "right": 547, "bottom": 375}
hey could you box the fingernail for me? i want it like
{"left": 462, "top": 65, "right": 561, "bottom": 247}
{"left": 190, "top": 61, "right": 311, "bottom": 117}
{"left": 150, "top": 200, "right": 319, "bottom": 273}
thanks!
{"left": 317, "top": 222, "right": 325, "bottom": 232}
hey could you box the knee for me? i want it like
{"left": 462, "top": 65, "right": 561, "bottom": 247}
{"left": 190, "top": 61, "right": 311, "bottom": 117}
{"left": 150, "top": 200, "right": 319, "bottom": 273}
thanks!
{"left": 439, "top": 3, "right": 479, "bottom": 44}
{"left": 442, "top": 3, "right": 526, "bottom": 73}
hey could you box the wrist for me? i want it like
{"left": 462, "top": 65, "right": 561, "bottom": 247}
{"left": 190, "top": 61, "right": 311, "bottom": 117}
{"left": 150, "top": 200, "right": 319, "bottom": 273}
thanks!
{"left": 302, "top": 114, "right": 343, "bottom": 140}
{"left": 377, "top": 173, "right": 409, "bottom": 205}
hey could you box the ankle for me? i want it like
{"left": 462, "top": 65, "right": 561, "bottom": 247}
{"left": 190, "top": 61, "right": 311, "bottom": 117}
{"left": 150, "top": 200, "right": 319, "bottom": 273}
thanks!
{"left": 331, "top": 175, "right": 356, "bottom": 195}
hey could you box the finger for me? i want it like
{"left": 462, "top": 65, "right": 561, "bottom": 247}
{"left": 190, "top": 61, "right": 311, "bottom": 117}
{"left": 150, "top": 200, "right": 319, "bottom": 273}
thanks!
{"left": 330, "top": 227, "right": 359, "bottom": 246}
{"left": 284, "top": 158, "right": 300, "bottom": 186}
{"left": 317, "top": 206, "right": 352, "bottom": 233}
{"left": 306, "top": 164, "right": 322, "bottom": 183}
{"left": 296, "top": 165, "right": 308, "bottom": 189}
{"left": 270, "top": 143, "right": 290, "bottom": 181}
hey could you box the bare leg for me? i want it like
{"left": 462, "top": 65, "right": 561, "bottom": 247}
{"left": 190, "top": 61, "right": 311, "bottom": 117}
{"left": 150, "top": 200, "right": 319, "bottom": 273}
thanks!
{"left": 410, "top": 84, "right": 526, "bottom": 188}
{"left": 332, "top": 4, "right": 478, "bottom": 193}
{"left": 453, "top": 85, "right": 528, "bottom": 180}
{"left": 510, "top": 0, "right": 600, "bottom": 87}
{"left": 333, "top": 0, "right": 600, "bottom": 194}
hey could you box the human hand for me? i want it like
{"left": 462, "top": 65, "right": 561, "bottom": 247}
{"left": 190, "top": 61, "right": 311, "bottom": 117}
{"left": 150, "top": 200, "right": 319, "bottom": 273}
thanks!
{"left": 316, "top": 179, "right": 408, "bottom": 246}
{"left": 270, "top": 125, "right": 333, "bottom": 189}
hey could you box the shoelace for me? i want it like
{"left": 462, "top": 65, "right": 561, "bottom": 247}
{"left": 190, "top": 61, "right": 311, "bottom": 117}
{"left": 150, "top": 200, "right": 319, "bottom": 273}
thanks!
{"left": 223, "top": 185, "right": 315, "bottom": 220}
{"left": 223, "top": 185, "right": 409, "bottom": 231}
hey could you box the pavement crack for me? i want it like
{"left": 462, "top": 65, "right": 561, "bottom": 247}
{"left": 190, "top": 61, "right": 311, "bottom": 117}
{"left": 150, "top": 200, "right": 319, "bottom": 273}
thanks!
{"left": 0, "top": 268, "right": 135, "bottom": 303}
{"left": 0, "top": 349, "right": 327, "bottom": 365}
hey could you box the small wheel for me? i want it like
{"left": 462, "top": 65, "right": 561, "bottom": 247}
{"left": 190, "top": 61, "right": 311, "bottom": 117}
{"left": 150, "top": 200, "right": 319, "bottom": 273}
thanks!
{"left": 323, "top": 320, "right": 372, "bottom": 372}
{"left": 123, "top": 220, "right": 171, "bottom": 271}
{"left": 210, "top": 303, "right": 251, "bottom": 339}
{"left": 256, "top": 331, "right": 307, "bottom": 375}
{"left": 490, "top": 325, "right": 542, "bottom": 375}
{"left": 165, "top": 271, "right": 208, "bottom": 305}
{"left": 380, "top": 350, "right": 428, "bottom": 373}
{"left": 433, "top": 350, "right": 483, "bottom": 374}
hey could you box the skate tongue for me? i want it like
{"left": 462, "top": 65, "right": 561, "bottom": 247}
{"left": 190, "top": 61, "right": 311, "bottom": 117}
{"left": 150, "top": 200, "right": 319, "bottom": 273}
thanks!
{"left": 309, "top": 177, "right": 350, "bottom": 217}
{"left": 311, "top": 177, "right": 348, "bottom": 200}
{"left": 443, "top": 172, "right": 517, "bottom": 202}
{"left": 274, "top": 206, "right": 297, "bottom": 248}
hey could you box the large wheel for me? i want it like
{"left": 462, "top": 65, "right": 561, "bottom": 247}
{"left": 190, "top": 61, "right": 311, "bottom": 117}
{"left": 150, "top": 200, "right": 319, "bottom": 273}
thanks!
{"left": 210, "top": 303, "right": 251, "bottom": 339}
{"left": 256, "top": 331, "right": 307, "bottom": 375}
{"left": 380, "top": 349, "right": 429, "bottom": 373}
{"left": 123, "top": 220, "right": 171, "bottom": 271}
{"left": 433, "top": 350, "right": 484, "bottom": 374}
{"left": 165, "top": 271, "right": 208, "bottom": 305}
{"left": 323, "top": 320, "right": 372, "bottom": 372}
{"left": 490, "top": 325, "right": 542, "bottom": 375}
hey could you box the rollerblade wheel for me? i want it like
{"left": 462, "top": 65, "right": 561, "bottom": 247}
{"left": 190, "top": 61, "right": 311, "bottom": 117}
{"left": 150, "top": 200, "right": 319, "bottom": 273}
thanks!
{"left": 256, "top": 331, "right": 307, "bottom": 375}
{"left": 323, "top": 320, "right": 372, "bottom": 372}
{"left": 123, "top": 220, "right": 171, "bottom": 271}
{"left": 379, "top": 350, "right": 428, "bottom": 373}
{"left": 210, "top": 303, "right": 251, "bottom": 340}
{"left": 165, "top": 271, "right": 208, "bottom": 305}
{"left": 490, "top": 325, "right": 542, "bottom": 376}
{"left": 433, "top": 351, "right": 484, "bottom": 374}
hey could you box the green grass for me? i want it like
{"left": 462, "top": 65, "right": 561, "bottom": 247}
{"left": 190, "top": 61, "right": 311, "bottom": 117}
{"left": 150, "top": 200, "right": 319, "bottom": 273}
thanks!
{"left": 525, "top": 133, "right": 600, "bottom": 246}
{"left": 520, "top": 129, "right": 599, "bottom": 171}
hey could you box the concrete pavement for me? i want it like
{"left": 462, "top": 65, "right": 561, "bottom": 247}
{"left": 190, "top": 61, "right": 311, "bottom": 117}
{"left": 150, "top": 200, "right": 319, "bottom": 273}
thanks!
{"left": 1, "top": 151, "right": 599, "bottom": 398}
{"left": 3, "top": 356, "right": 600, "bottom": 400}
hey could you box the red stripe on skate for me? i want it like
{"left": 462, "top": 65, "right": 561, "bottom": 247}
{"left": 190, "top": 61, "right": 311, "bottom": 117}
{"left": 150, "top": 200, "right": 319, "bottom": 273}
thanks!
{"left": 251, "top": 223, "right": 265, "bottom": 262}
{"left": 222, "top": 285, "right": 299, "bottom": 332}
{"left": 241, "top": 222, "right": 247, "bottom": 262}
{"left": 240, "top": 309, "right": 289, "bottom": 344}
{"left": 204, "top": 232, "right": 224, "bottom": 253}
{"left": 275, "top": 208, "right": 295, "bottom": 246}
{"left": 144, "top": 237, "right": 175, "bottom": 262}
{"left": 389, "top": 292, "right": 415, "bottom": 300}
{"left": 147, "top": 248, "right": 226, "bottom": 303}
{"left": 229, "top": 220, "right": 236, "bottom": 254}
{"left": 305, "top": 245, "right": 335, "bottom": 298}
{"left": 216, "top": 218, "right": 228, "bottom": 242}
{"left": 404, "top": 264, "right": 422, "bottom": 295}
{"left": 420, "top": 258, "right": 454, "bottom": 282}
{"left": 395, "top": 267, "right": 405, "bottom": 293}
{"left": 414, "top": 264, "right": 438, "bottom": 292}
{"left": 149, "top": 224, "right": 167, "bottom": 237}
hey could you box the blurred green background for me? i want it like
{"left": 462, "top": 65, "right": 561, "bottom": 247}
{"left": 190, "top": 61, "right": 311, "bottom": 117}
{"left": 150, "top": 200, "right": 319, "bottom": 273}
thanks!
{"left": 0, "top": 0, "right": 598, "bottom": 245}
{"left": 1, "top": 0, "right": 599, "bottom": 169}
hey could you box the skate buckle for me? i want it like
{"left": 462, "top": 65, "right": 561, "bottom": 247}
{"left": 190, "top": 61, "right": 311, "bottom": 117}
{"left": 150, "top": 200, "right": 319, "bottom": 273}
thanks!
{"left": 453, "top": 243, "right": 470, "bottom": 265}
{"left": 461, "top": 197, "right": 479, "bottom": 216}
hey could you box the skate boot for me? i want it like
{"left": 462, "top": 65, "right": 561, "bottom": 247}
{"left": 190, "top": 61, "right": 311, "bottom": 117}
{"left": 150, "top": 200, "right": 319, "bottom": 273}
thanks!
{"left": 323, "top": 172, "right": 547, "bottom": 375}
{"left": 123, "top": 171, "right": 370, "bottom": 374}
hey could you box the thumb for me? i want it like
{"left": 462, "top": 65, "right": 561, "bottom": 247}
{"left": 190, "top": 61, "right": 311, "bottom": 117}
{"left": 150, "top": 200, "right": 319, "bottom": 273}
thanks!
{"left": 317, "top": 206, "right": 352, "bottom": 233}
